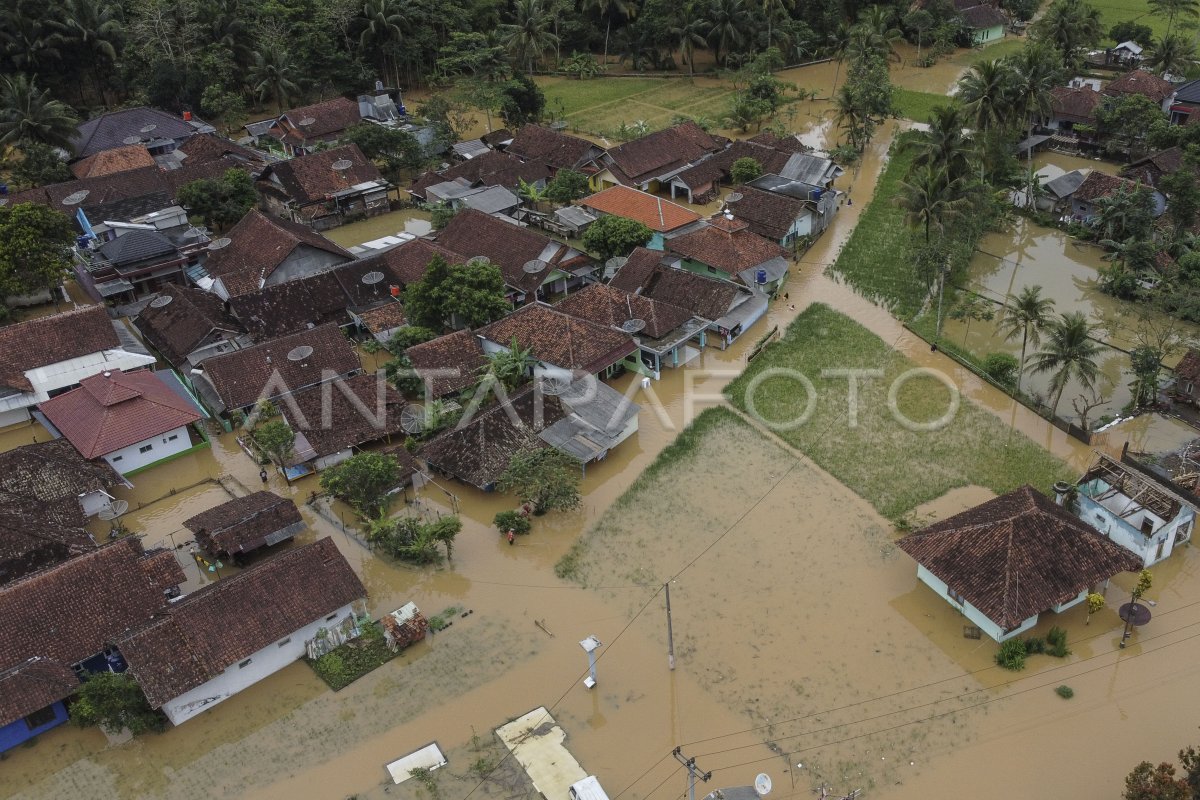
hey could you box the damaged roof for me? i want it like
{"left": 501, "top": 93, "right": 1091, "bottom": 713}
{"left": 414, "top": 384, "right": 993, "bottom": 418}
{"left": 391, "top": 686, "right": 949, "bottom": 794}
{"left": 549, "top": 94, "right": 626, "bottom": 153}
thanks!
{"left": 184, "top": 491, "right": 304, "bottom": 556}
{"left": 479, "top": 303, "right": 637, "bottom": 374}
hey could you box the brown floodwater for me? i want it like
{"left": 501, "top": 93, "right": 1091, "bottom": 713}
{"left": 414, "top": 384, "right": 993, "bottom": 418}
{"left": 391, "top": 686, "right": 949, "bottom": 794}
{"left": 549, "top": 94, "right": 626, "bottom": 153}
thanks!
{"left": 5, "top": 109, "right": 1193, "bottom": 800}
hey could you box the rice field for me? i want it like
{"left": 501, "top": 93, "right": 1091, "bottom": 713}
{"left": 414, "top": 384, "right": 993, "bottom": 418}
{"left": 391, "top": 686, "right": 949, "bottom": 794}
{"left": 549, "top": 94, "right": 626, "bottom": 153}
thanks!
{"left": 540, "top": 76, "right": 737, "bottom": 137}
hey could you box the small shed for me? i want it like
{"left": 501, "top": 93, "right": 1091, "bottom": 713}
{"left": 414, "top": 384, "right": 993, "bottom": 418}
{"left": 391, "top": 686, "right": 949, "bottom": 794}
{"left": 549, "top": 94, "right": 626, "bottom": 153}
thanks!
{"left": 184, "top": 491, "right": 305, "bottom": 559}
{"left": 554, "top": 205, "right": 599, "bottom": 236}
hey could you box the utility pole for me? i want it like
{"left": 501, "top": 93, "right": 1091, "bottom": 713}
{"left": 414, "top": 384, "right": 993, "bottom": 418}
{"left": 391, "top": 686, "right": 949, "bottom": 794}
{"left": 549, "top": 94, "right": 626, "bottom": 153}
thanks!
{"left": 665, "top": 582, "right": 675, "bottom": 670}
{"left": 935, "top": 259, "right": 950, "bottom": 343}
{"left": 672, "top": 747, "right": 711, "bottom": 800}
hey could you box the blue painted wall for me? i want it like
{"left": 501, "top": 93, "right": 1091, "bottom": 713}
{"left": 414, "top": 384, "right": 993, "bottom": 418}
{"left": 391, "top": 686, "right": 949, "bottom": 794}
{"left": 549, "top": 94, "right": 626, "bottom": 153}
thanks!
{"left": 0, "top": 702, "right": 68, "bottom": 753}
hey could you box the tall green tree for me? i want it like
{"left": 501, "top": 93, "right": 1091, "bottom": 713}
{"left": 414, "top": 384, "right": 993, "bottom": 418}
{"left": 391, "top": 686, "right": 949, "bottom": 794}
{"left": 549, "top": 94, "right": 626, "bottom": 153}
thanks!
{"left": 1148, "top": 0, "right": 1200, "bottom": 37}
{"left": 502, "top": 0, "right": 558, "bottom": 75}
{"left": 906, "top": 103, "right": 973, "bottom": 179}
{"left": 497, "top": 447, "right": 582, "bottom": 512}
{"left": 668, "top": 2, "right": 708, "bottom": 78}
{"left": 247, "top": 46, "right": 301, "bottom": 109}
{"left": 71, "top": 672, "right": 165, "bottom": 735}
{"left": 321, "top": 451, "right": 401, "bottom": 517}
{"left": 582, "top": 214, "right": 653, "bottom": 260}
{"left": 0, "top": 202, "right": 75, "bottom": 302}
{"left": 52, "top": 0, "right": 125, "bottom": 103}
{"left": 1032, "top": 0, "right": 1101, "bottom": 68}
{"left": 7, "top": 141, "right": 72, "bottom": 188}
{"left": 1144, "top": 33, "right": 1197, "bottom": 78}
{"left": 996, "top": 285, "right": 1056, "bottom": 393}
{"left": 0, "top": 74, "right": 80, "bottom": 150}
{"left": 404, "top": 255, "right": 511, "bottom": 330}
{"left": 177, "top": 169, "right": 257, "bottom": 231}
{"left": 357, "top": 0, "right": 409, "bottom": 87}
{"left": 958, "top": 59, "right": 1012, "bottom": 135}
{"left": 704, "top": 0, "right": 752, "bottom": 66}
{"left": 590, "top": 0, "right": 638, "bottom": 68}
{"left": 252, "top": 419, "right": 295, "bottom": 468}
{"left": 893, "top": 163, "right": 967, "bottom": 244}
{"left": 1027, "top": 311, "right": 1104, "bottom": 416}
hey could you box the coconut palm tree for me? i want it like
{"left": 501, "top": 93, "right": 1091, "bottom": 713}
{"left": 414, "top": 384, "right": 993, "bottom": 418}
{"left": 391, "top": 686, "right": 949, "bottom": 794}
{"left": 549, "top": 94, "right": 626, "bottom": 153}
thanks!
{"left": 0, "top": 4, "right": 62, "bottom": 74}
{"left": 668, "top": 3, "right": 708, "bottom": 78}
{"left": 202, "top": 0, "right": 255, "bottom": 69}
{"left": 704, "top": 0, "right": 751, "bottom": 67}
{"left": 51, "top": 0, "right": 124, "bottom": 103}
{"left": 1149, "top": 0, "right": 1200, "bottom": 36}
{"left": 1008, "top": 41, "right": 1063, "bottom": 139}
{"left": 1032, "top": 0, "right": 1102, "bottom": 68}
{"left": 893, "top": 163, "right": 968, "bottom": 243}
{"left": 589, "top": 0, "right": 638, "bottom": 69}
{"left": 958, "top": 59, "right": 1013, "bottom": 134}
{"left": 247, "top": 47, "right": 301, "bottom": 109}
{"left": 357, "top": 0, "right": 408, "bottom": 87}
{"left": 825, "top": 22, "right": 853, "bottom": 98}
{"left": 832, "top": 83, "right": 867, "bottom": 151}
{"left": 760, "top": 0, "right": 794, "bottom": 54}
{"left": 1145, "top": 33, "right": 1197, "bottom": 78}
{"left": 852, "top": 5, "right": 903, "bottom": 63}
{"left": 502, "top": 0, "right": 558, "bottom": 75}
{"left": 1027, "top": 311, "right": 1103, "bottom": 416}
{"left": 996, "top": 285, "right": 1055, "bottom": 393}
{"left": 0, "top": 74, "right": 80, "bottom": 151}
{"left": 906, "top": 103, "right": 973, "bottom": 179}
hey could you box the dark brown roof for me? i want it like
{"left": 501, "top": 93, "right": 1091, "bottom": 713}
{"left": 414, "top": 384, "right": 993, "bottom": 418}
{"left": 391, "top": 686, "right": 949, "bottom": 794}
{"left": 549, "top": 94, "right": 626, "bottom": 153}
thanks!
{"left": 184, "top": 491, "right": 304, "bottom": 556}
{"left": 204, "top": 209, "right": 354, "bottom": 297}
{"left": 163, "top": 158, "right": 254, "bottom": 195}
{"left": 1050, "top": 86, "right": 1102, "bottom": 122}
{"left": 228, "top": 271, "right": 353, "bottom": 339}
{"left": 406, "top": 329, "right": 488, "bottom": 397}
{"left": 135, "top": 284, "right": 245, "bottom": 366}
{"left": 419, "top": 386, "right": 565, "bottom": 488}
{"left": 118, "top": 537, "right": 365, "bottom": 709}
{"left": 1103, "top": 69, "right": 1174, "bottom": 103}
{"left": 725, "top": 186, "right": 809, "bottom": 241}
{"left": 436, "top": 209, "right": 584, "bottom": 294}
{"left": 199, "top": 324, "right": 362, "bottom": 410}
{"left": 259, "top": 144, "right": 384, "bottom": 206}
{"left": 506, "top": 125, "right": 602, "bottom": 172}
{"left": 667, "top": 217, "right": 788, "bottom": 276}
{"left": 610, "top": 250, "right": 738, "bottom": 321}
{"left": 1073, "top": 170, "right": 1141, "bottom": 203}
{"left": 479, "top": 303, "right": 637, "bottom": 374}
{"left": 0, "top": 501, "right": 96, "bottom": 585}
{"left": 1122, "top": 147, "right": 1186, "bottom": 187}
{"left": 8, "top": 166, "right": 172, "bottom": 214}
{"left": 70, "top": 144, "right": 156, "bottom": 179}
{"left": 0, "top": 438, "right": 121, "bottom": 524}
{"left": 360, "top": 302, "right": 408, "bottom": 333}
{"left": 174, "top": 133, "right": 260, "bottom": 166}
{"left": 556, "top": 283, "right": 692, "bottom": 339}
{"left": 960, "top": 3, "right": 1007, "bottom": 29}
{"left": 72, "top": 107, "right": 208, "bottom": 158}
{"left": 1176, "top": 348, "right": 1200, "bottom": 383}
{"left": 0, "top": 537, "right": 185, "bottom": 725}
{"left": 604, "top": 122, "right": 725, "bottom": 186}
{"left": 0, "top": 305, "right": 119, "bottom": 392}
{"left": 410, "top": 150, "right": 550, "bottom": 200}
{"left": 275, "top": 97, "right": 362, "bottom": 140}
{"left": 0, "top": 657, "right": 80, "bottom": 724}
{"left": 897, "top": 486, "right": 1142, "bottom": 629}
{"left": 673, "top": 138, "right": 798, "bottom": 191}
{"left": 361, "top": 238, "right": 467, "bottom": 287}
{"left": 284, "top": 372, "right": 406, "bottom": 461}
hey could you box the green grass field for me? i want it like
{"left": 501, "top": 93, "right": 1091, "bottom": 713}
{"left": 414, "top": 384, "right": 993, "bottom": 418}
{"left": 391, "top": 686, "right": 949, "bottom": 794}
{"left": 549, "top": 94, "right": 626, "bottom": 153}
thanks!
{"left": 892, "top": 88, "right": 947, "bottom": 123}
{"left": 540, "top": 76, "right": 736, "bottom": 137}
{"left": 1091, "top": 0, "right": 1171, "bottom": 43}
{"left": 724, "top": 304, "right": 1072, "bottom": 519}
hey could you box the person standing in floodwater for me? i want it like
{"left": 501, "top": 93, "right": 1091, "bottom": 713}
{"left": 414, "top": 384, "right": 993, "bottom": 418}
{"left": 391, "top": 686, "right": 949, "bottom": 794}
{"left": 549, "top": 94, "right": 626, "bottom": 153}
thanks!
{"left": 507, "top": 530, "right": 515, "bottom": 545}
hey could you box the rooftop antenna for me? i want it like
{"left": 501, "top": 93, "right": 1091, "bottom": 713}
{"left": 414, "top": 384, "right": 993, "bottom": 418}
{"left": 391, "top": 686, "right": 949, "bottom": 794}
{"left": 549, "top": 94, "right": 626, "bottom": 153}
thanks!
{"left": 620, "top": 318, "right": 645, "bottom": 334}
{"left": 287, "top": 345, "right": 314, "bottom": 362}
{"left": 754, "top": 774, "right": 772, "bottom": 797}
{"left": 149, "top": 294, "right": 174, "bottom": 308}
{"left": 139, "top": 123, "right": 157, "bottom": 134}
{"left": 61, "top": 189, "right": 90, "bottom": 206}
{"left": 579, "top": 634, "right": 602, "bottom": 689}
{"left": 400, "top": 403, "right": 425, "bottom": 433}
{"left": 522, "top": 259, "right": 547, "bottom": 274}
{"left": 208, "top": 237, "right": 232, "bottom": 251}
{"left": 122, "top": 135, "right": 142, "bottom": 145}
{"left": 299, "top": 116, "right": 317, "bottom": 127}
{"left": 361, "top": 269, "right": 385, "bottom": 295}
{"left": 331, "top": 158, "right": 353, "bottom": 171}
{"left": 603, "top": 256, "right": 627, "bottom": 281}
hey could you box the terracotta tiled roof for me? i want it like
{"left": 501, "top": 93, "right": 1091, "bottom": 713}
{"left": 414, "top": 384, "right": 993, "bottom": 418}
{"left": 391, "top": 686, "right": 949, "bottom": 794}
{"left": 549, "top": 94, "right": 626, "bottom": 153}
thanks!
{"left": 38, "top": 369, "right": 202, "bottom": 459}
{"left": 436, "top": 209, "right": 582, "bottom": 294}
{"left": 284, "top": 372, "right": 406, "bottom": 460}
{"left": 897, "top": 486, "right": 1142, "bottom": 629}
{"left": 359, "top": 302, "right": 408, "bottom": 334}
{"left": 0, "top": 657, "right": 80, "bottom": 725}
{"left": 1103, "top": 69, "right": 1174, "bottom": 103}
{"left": 410, "top": 150, "right": 550, "bottom": 200}
{"left": 228, "top": 271, "right": 352, "bottom": 339}
{"left": 556, "top": 283, "right": 692, "bottom": 339}
{"left": 72, "top": 107, "right": 208, "bottom": 158}
{"left": 366, "top": 238, "right": 466, "bottom": 286}
{"left": 1050, "top": 86, "right": 1102, "bottom": 122}
{"left": 119, "top": 537, "right": 365, "bottom": 709}
{"left": 0, "top": 500, "right": 96, "bottom": 585}
{"left": 204, "top": 209, "right": 354, "bottom": 297}
{"left": 8, "top": 166, "right": 172, "bottom": 214}
{"left": 604, "top": 122, "right": 725, "bottom": 186}
{"left": 724, "top": 186, "right": 808, "bottom": 241}
{"left": 260, "top": 144, "right": 385, "bottom": 205}
{"left": 1073, "top": 170, "right": 1142, "bottom": 203}
{"left": 581, "top": 186, "right": 701, "bottom": 232}
{"left": 174, "top": 133, "right": 260, "bottom": 166}
{"left": 184, "top": 491, "right": 303, "bottom": 556}
{"left": 419, "top": 386, "right": 564, "bottom": 488}
{"left": 666, "top": 218, "right": 788, "bottom": 276}
{"left": 0, "top": 305, "right": 120, "bottom": 392}
{"left": 0, "top": 439, "right": 121, "bottom": 520}
{"left": 506, "top": 125, "right": 602, "bottom": 171}
{"left": 1176, "top": 348, "right": 1200, "bottom": 383}
{"left": 406, "top": 329, "right": 488, "bottom": 397}
{"left": 275, "top": 97, "right": 362, "bottom": 140}
{"left": 199, "top": 324, "right": 361, "bottom": 410}
{"left": 479, "top": 303, "right": 636, "bottom": 374}
{"left": 0, "top": 536, "right": 185, "bottom": 725}
{"left": 70, "top": 144, "right": 156, "bottom": 179}
{"left": 610, "top": 249, "right": 738, "bottom": 321}
{"left": 135, "top": 284, "right": 244, "bottom": 366}
{"left": 1122, "top": 147, "right": 1186, "bottom": 187}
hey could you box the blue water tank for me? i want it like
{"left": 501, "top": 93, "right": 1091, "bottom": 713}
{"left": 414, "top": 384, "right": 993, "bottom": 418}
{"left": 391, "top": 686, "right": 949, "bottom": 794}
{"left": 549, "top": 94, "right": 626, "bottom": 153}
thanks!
{"left": 756, "top": 269, "right": 767, "bottom": 285}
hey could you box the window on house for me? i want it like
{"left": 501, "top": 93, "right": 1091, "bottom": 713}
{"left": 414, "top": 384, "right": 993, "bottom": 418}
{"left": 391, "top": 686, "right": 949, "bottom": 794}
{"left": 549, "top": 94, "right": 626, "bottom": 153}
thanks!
{"left": 139, "top": 444, "right": 153, "bottom": 454}
{"left": 325, "top": 613, "right": 338, "bottom": 621}
{"left": 277, "top": 638, "right": 291, "bottom": 647}
{"left": 168, "top": 434, "right": 179, "bottom": 442}
{"left": 24, "top": 705, "right": 57, "bottom": 730}
{"left": 948, "top": 588, "right": 965, "bottom": 605}
{"left": 238, "top": 658, "right": 252, "bottom": 669}
{"left": 111, "top": 455, "right": 123, "bottom": 462}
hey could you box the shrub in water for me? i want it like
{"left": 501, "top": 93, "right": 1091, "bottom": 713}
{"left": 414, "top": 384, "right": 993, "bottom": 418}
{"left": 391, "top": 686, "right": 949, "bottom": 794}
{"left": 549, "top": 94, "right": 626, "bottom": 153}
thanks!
{"left": 494, "top": 510, "right": 532, "bottom": 535}
{"left": 1046, "top": 626, "right": 1071, "bottom": 658}
{"left": 995, "top": 638, "right": 1027, "bottom": 671}
{"left": 1023, "top": 636, "right": 1045, "bottom": 655}
{"left": 1055, "top": 685, "right": 1074, "bottom": 699}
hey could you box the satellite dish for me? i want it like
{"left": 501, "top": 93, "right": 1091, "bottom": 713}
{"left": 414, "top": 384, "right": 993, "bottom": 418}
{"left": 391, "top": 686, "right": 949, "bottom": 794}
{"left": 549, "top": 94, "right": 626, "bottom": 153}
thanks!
{"left": 299, "top": 116, "right": 317, "bottom": 126}
{"left": 123, "top": 135, "right": 142, "bottom": 145}
{"left": 400, "top": 404, "right": 425, "bottom": 433}
{"left": 754, "top": 775, "right": 772, "bottom": 797}
{"left": 140, "top": 123, "right": 157, "bottom": 133}
{"left": 97, "top": 500, "right": 130, "bottom": 520}
{"left": 620, "top": 318, "right": 646, "bottom": 333}
{"left": 208, "top": 237, "right": 232, "bottom": 250}
{"left": 605, "top": 256, "right": 628, "bottom": 271}
{"left": 149, "top": 294, "right": 174, "bottom": 308}
{"left": 61, "top": 189, "right": 91, "bottom": 206}
{"left": 361, "top": 270, "right": 385, "bottom": 285}
{"left": 522, "top": 259, "right": 547, "bottom": 274}
{"left": 539, "top": 374, "right": 571, "bottom": 396}
{"left": 287, "top": 345, "right": 314, "bottom": 362}
{"left": 467, "top": 256, "right": 490, "bottom": 266}
{"left": 726, "top": 192, "right": 744, "bottom": 203}
{"left": 331, "top": 158, "right": 353, "bottom": 171}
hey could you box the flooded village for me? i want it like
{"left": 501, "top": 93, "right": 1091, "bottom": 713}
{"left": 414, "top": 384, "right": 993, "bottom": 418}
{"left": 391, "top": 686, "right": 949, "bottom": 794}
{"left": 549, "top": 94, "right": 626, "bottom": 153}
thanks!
{"left": 3, "top": 4, "right": 1200, "bottom": 800}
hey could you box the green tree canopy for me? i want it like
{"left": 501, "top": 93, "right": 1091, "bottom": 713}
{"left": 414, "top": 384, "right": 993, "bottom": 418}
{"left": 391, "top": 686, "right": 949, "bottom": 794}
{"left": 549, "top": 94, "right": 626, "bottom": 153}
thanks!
{"left": 368, "top": 513, "right": 463, "bottom": 563}
{"left": 1096, "top": 93, "right": 1167, "bottom": 159}
{"left": 320, "top": 451, "right": 401, "bottom": 518}
{"left": 582, "top": 214, "right": 653, "bottom": 260}
{"left": 730, "top": 156, "right": 763, "bottom": 184}
{"left": 8, "top": 141, "right": 71, "bottom": 188}
{"left": 71, "top": 671, "right": 166, "bottom": 736}
{"left": 253, "top": 419, "right": 295, "bottom": 468}
{"left": 544, "top": 169, "right": 590, "bottom": 203}
{"left": 403, "top": 255, "right": 512, "bottom": 331}
{"left": 343, "top": 123, "right": 425, "bottom": 174}
{"left": 177, "top": 169, "right": 257, "bottom": 232}
{"left": 497, "top": 447, "right": 582, "bottom": 512}
{"left": 0, "top": 201, "right": 74, "bottom": 300}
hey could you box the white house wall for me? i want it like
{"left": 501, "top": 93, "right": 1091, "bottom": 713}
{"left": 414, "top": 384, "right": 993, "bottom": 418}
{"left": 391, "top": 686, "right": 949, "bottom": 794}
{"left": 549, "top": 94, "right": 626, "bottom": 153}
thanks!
{"left": 0, "top": 349, "right": 157, "bottom": 416}
{"left": 160, "top": 604, "right": 357, "bottom": 726}
{"left": 79, "top": 490, "right": 115, "bottom": 517}
{"left": 1077, "top": 494, "right": 1193, "bottom": 567}
{"left": 916, "top": 564, "right": 1038, "bottom": 643}
{"left": 102, "top": 425, "right": 192, "bottom": 475}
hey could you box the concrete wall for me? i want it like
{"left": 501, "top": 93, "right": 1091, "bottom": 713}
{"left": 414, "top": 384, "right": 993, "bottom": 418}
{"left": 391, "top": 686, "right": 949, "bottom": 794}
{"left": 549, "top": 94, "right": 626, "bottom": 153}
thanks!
{"left": 0, "top": 701, "right": 68, "bottom": 753}
{"left": 264, "top": 246, "right": 349, "bottom": 287}
{"left": 916, "top": 564, "right": 1038, "bottom": 642}
{"left": 103, "top": 425, "right": 193, "bottom": 475}
{"left": 1077, "top": 493, "right": 1194, "bottom": 567}
{"left": 161, "top": 604, "right": 358, "bottom": 725}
